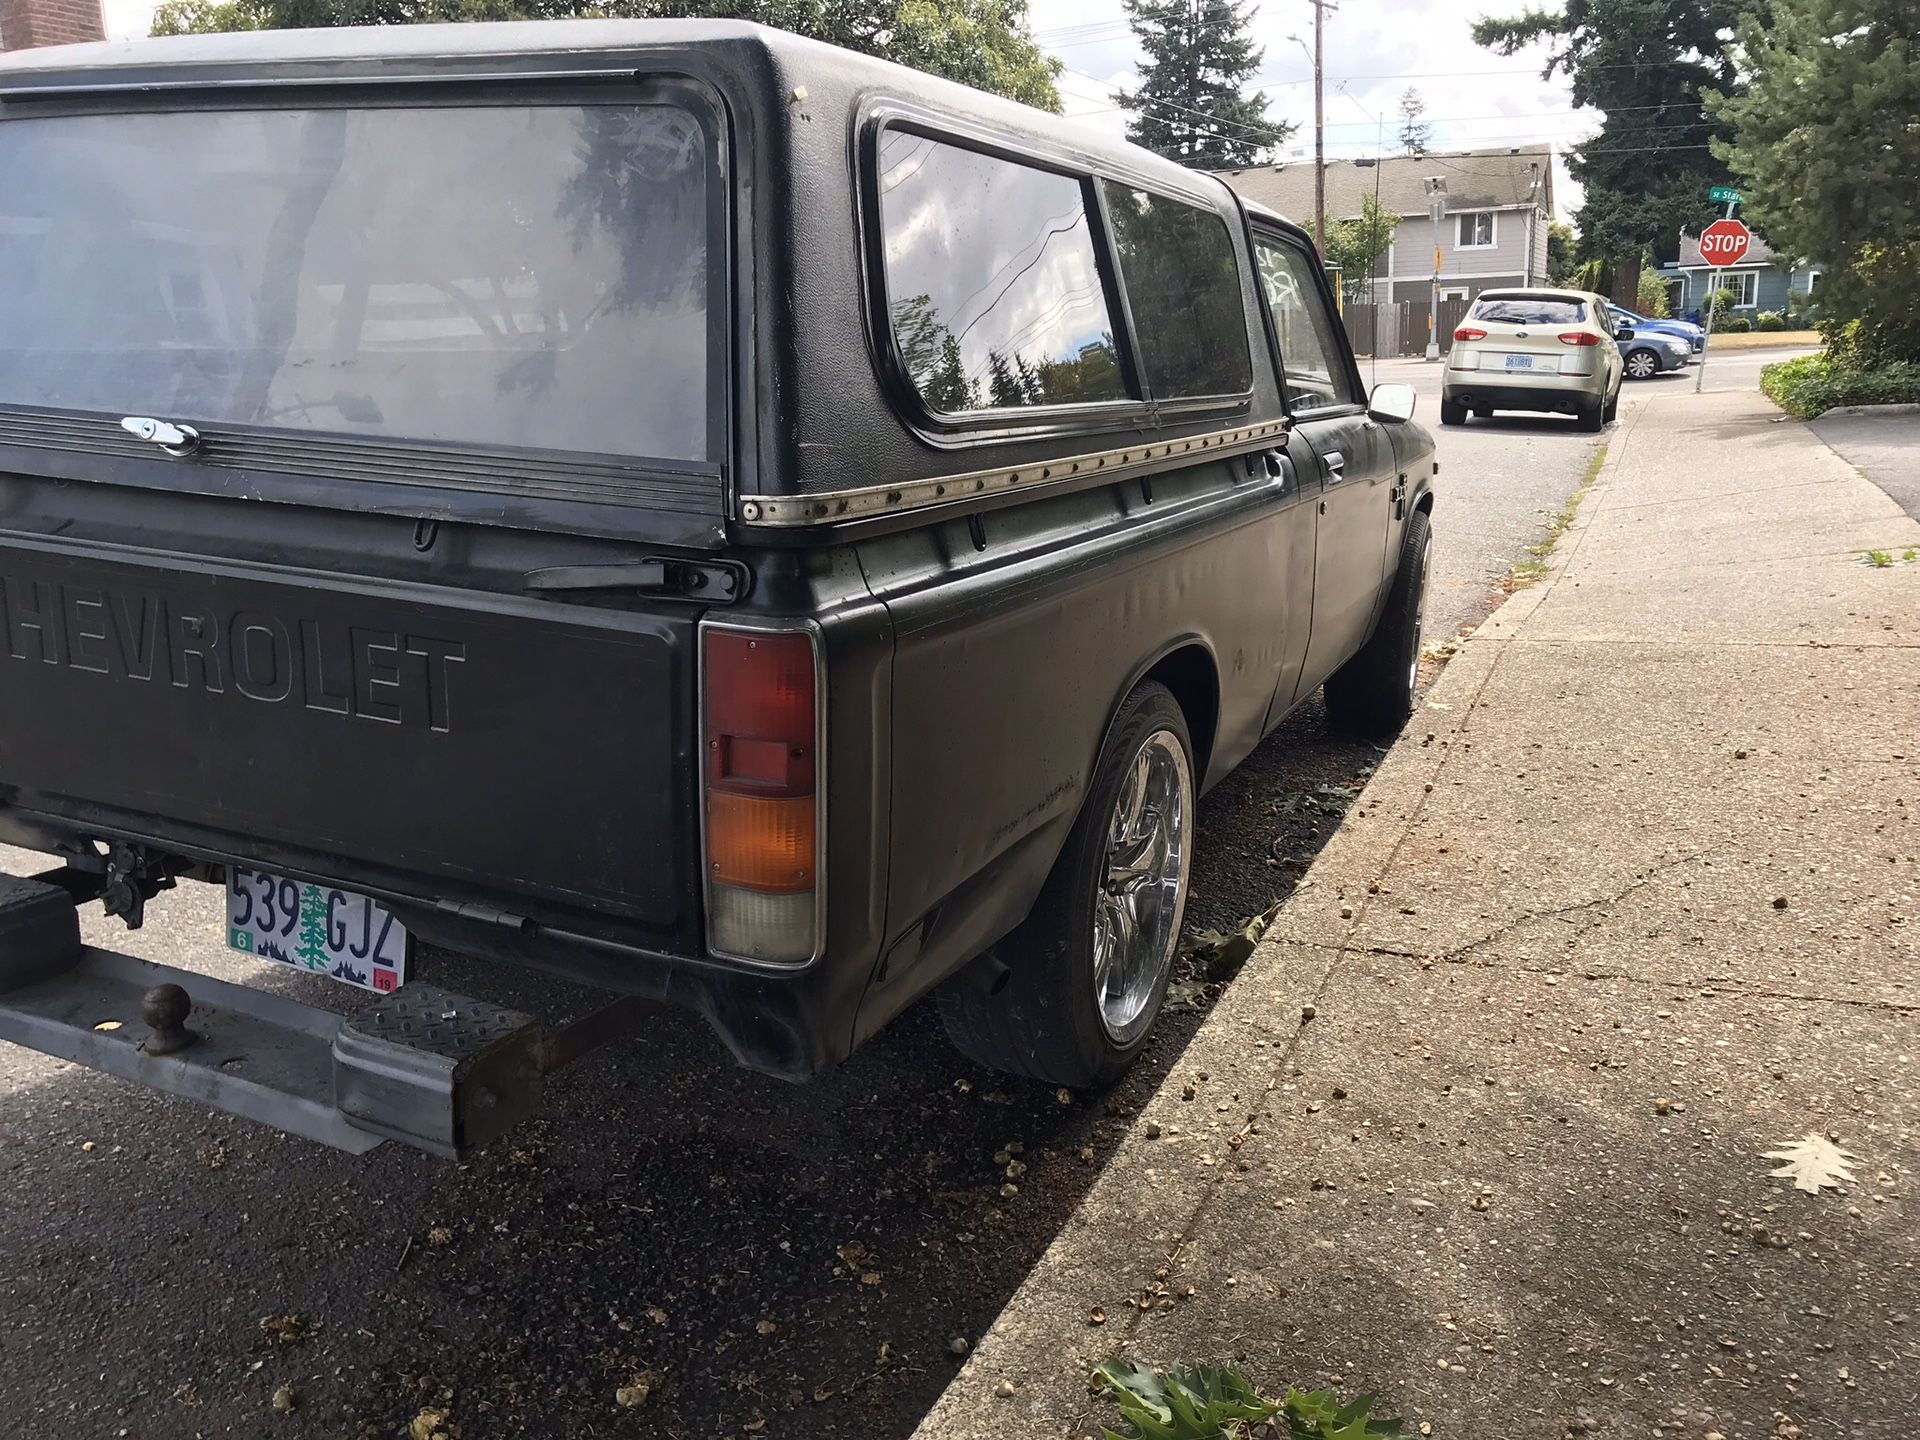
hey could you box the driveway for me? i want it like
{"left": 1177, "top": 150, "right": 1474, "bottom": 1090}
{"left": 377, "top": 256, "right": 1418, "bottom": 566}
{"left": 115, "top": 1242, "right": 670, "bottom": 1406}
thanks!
{"left": 1813, "top": 406, "right": 1920, "bottom": 519}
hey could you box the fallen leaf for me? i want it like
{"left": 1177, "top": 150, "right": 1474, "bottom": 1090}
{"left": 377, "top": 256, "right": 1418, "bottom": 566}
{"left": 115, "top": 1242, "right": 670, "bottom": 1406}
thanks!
{"left": 616, "top": 1371, "right": 662, "bottom": 1409}
{"left": 259, "top": 1314, "right": 306, "bottom": 1344}
{"left": 409, "top": 1408, "right": 460, "bottom": 1440}
{"left": 1762, "top": 1133, "right": 1858, "bottom": 1194}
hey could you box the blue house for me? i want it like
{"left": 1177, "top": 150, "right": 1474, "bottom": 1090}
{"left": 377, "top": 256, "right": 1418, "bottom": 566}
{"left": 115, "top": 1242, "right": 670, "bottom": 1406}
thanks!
{"left": 1654, "top": 231, "right": 1821, "bottom": 323}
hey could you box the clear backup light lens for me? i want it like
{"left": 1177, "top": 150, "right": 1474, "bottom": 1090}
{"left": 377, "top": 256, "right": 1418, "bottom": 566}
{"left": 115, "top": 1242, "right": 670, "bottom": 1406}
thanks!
{"left": 700, "top": 624, "right": 822, "bottom": 966}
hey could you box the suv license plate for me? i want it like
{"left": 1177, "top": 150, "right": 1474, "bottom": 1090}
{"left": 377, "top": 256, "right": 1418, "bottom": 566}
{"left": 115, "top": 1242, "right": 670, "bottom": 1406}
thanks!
{"left": 1504, "top": 354, "right": 1535, "bottom": 369}
{"left": 227, "top": 866, "right": 409, "bottom": 993}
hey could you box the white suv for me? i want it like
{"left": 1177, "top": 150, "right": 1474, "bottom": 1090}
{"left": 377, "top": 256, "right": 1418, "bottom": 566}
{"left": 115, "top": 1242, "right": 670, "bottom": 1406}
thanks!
{"left": 1441, "top": 288, "right": 1625, "bottom": 433}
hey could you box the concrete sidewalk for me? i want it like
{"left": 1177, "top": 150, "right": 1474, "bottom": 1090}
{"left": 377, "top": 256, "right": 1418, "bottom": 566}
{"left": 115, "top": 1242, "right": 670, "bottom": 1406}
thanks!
{"left": 915, "top": 386, "right": 1920, "bottom": 1439}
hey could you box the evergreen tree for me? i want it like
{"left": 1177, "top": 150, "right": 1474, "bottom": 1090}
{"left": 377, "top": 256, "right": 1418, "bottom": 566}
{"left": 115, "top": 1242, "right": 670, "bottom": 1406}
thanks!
{"left": 1475, "top": 0, "right": 1746, "bottom": 307}
{"left": 1396, "top": 88, "right": 1430, "bottom": 155}
{"left": 294, "top": 887, "right": 331, "bottom": 971}
{"left": 1545, "top": 220, "right": 1577, "bottom": 284}
{"left": 1711, "top": 0, "right": 1919, "bottom": 364}
{"left": 1113, "top": 0, "right": 1293, "bottom": 168}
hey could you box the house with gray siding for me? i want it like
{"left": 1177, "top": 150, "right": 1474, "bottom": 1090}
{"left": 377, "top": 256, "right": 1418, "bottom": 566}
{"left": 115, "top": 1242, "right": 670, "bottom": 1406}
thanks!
{"left": 1215, "top": 146, "right": 1555, "bottom": 304}
{"left": 1654, "top": 231, "right": 1820, "bottom": 322}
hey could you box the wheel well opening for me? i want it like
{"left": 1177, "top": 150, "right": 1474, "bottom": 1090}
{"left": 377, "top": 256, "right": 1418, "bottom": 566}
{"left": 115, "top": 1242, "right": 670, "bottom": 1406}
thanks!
{"left": 1415, "top": 490, "right": 1434, "bottom": 515}
{"left": 1143, "top": 645, "right": 1219, "bottom": 783}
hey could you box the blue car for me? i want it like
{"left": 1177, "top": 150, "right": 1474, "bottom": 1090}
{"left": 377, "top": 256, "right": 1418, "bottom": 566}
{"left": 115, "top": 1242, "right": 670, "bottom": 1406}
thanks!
{"left": 1607, "top": 304, "right": 1707, "bottom": 355}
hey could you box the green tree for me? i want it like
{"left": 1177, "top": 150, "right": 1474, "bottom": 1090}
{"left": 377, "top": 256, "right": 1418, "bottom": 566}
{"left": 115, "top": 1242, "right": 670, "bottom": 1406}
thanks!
{"left": 1113, "top": 0, "right": 1292, "bottom": 168}
{"left": 1710, "top": 0, "right": 1919, "bottom": 364}
{"left": 1474, "top": 0, "right": 1746, "bottom": 308}
{"left": 1635, "top": 266, "right": 1672, "bottom": 316}
{"left": 1396, "top": 87, "right": 1430, "bottom": 155}
{"left": 151, "top": 0, "right": 1065, "bottom": 111}
{"left": 1323, "top": 194, "right": 1400, "bottom": 302}
{"left": 294, "top": 887, "right": 331, "bottom": 972}
{"left": 1545, "top": 220, "right": 1577, "bottom": 283}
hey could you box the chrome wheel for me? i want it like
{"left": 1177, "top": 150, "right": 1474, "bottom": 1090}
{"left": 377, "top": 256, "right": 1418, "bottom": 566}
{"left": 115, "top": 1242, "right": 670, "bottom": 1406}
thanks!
{"left": 1092, "top": 729, "right": 1193, "bottom": 1044}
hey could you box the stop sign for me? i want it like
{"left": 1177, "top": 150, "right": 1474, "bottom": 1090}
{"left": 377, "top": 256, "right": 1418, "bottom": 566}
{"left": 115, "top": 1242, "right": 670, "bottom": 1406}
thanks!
{"left": 1700, "top": 218, "right": 1752, "bottom": 268}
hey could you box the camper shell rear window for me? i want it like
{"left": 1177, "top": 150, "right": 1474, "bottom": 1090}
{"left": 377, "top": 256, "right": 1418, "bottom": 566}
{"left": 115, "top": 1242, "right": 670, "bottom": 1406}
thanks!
{"left": 0, "top": 98, "right": 717, "bottom": 465}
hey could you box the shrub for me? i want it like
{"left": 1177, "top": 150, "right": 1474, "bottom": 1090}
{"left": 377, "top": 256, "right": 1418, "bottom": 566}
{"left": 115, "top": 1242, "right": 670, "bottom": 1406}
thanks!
{"left": 1723, "top": 316, "right": 1753, "bottom": 333}
{"left": 1756, "top": 310, "right": 1786, "bottom": 331}
{"left": 1761, "top": 353, "right": 1920, "bottom": 418}
{"left": 1709, "top": 288, "right": 1736, "bottom": 324}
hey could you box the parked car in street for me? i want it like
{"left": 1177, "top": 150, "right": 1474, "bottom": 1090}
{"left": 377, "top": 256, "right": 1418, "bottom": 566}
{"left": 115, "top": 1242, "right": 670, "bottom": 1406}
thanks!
{"left": 0, "top": 21, "right": 1436, "bottom": 1158}
{"left": 1606, "top": 303, "right": 1707, "bottom": 355}
{"left": 1619, "top": 329, "right": 1694, "bottom": 380}
{"left": 1441, "top": 288, "right": 1627, "bottom": 432}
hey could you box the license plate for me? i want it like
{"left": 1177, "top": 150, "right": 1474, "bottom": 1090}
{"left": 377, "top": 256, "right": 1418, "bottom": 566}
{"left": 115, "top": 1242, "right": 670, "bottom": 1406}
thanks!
{"left": 227, "top": 866, "right": 408, "bottom": 993}
{"left": 1504, "top": 354, "right": 1536, "bottom": 369}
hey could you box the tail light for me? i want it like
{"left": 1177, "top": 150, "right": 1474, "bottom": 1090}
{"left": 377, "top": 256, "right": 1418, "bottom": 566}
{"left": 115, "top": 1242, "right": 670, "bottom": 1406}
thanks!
{"left": 1453, "top": 326, "right": 1487, "bottom": 342}
{"left": 1559, "top": 331, "right": 1602, "bottom": 346}
{"left": 700, "top": 623, "right": 822, "bottom": 965}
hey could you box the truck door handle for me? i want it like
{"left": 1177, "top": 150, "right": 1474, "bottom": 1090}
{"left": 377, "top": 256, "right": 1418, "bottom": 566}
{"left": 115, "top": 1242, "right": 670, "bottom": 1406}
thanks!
{"left": 1320, "top": 449, "right": 1346, "bottom": 480}
{"left": 1264, "top": 449, "right": 1287, "bottom": 482}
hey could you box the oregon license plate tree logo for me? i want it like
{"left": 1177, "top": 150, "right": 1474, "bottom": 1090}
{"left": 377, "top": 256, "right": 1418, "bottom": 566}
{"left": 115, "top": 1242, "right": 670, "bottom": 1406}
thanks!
{"left": 227, "top": 867, "right": 408, "bottom": 993}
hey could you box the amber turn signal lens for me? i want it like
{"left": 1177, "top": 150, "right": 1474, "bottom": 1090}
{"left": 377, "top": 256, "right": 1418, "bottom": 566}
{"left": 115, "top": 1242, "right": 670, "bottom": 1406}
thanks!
{"left": 706, "top": 790, "right": 816, "bottom": 893}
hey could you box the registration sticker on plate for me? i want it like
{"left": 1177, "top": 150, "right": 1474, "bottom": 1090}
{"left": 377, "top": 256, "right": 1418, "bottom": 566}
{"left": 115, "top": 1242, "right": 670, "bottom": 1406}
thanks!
{"left": 1504, "top": 354, "right": 1536, "bottom": 369}
{"left": 227, "top": 866, "right": 408, "bottom": 993}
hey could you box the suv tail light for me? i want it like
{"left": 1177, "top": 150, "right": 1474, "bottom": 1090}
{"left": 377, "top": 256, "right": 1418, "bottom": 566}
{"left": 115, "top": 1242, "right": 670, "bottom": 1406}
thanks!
{"left": 1453, "top": 326, "right": 1487, "bottom": 342}
{"left": 700, "top": 623, "right": 822, "bottom": 965}
{"left": 1558, "top": 331, "right": 1602, "bottom": 346}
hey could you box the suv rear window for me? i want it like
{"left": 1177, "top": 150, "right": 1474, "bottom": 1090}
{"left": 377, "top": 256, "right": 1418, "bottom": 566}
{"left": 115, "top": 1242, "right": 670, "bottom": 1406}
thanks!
{"left": 0, "top": 103, "right": 711, "bottom": 462}
{"left": 1468, "top": 294, "right": 1588, "bottom": 326}
{"left": 877, "top": 132, "right": 1126, "bottom": 414}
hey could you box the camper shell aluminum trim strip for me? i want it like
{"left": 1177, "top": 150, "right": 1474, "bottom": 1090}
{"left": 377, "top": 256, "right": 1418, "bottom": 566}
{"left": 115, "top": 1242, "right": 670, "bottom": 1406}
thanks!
{"left": 737, "top": 418, "right": 1291, "bottom": 527}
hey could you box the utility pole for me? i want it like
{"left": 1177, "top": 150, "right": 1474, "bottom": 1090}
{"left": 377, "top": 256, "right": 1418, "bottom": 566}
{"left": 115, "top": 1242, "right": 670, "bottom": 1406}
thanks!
{"left": 1307, "top": 0, "right": 1336, "bottom": 256}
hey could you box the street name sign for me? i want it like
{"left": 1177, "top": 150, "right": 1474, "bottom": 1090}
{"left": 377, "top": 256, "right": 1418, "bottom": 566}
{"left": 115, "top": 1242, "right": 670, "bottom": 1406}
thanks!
{"left": 1700, "top": 218, "right": 1752, "bottom": 268}
{"left": 1708, "top": 185, "right": 1742, "bottom": 204}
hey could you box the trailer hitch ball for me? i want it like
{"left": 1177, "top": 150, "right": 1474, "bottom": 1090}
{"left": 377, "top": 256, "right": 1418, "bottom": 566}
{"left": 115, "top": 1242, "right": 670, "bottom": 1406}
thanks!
{"left": 141, "top": 983, "right": 197, "bottom": 1055}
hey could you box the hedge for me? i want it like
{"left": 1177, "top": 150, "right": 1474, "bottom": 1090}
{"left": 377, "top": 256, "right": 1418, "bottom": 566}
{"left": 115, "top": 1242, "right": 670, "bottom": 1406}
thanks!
{"left": 1723, "top": 316, "right": 1753, "bottom": 332}
{"left": 1761, "top": 353, "right": 1920, "bottom": 418}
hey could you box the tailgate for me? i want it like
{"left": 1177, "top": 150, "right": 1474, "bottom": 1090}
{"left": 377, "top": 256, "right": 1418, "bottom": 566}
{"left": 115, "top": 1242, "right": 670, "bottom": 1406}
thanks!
{"left": 0, "top": 540, "right": 694, "bottom": 928}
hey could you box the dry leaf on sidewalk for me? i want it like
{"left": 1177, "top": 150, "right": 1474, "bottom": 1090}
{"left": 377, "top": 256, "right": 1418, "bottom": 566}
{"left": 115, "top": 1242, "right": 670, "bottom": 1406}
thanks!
{"left": 1761, "top": 1133, "right": 1857, "bottom": 1194}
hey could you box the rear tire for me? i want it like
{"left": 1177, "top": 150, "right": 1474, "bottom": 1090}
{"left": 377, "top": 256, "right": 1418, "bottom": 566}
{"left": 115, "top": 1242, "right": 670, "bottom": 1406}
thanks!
{"left": 1602, "top": 388, "right": 1619, "bottom": 424}
{"left": 1440, "top": 398, "right": 1467, "bottom": 426}
{"left": 938, "top": 681, "right": 1195, "bottom": 1089}
{"left": 1577, "top": 399, "right": 1605, "bottom": 433}
{"left": 1325, "top": 507, "right": 1432, "bottom": 740}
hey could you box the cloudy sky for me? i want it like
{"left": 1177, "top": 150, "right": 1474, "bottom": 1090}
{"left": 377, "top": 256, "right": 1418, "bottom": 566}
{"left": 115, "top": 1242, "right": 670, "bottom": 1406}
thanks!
{"left": 101, "top": 0, "right": 1590, "bottom": 220}
{"left": 1027, "top": 0, "right": 1589, "bottom": 219}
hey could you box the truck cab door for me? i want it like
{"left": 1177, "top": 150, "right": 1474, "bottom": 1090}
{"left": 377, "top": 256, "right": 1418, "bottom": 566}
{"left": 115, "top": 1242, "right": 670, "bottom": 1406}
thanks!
{"left": 1248, "top": 226, "right": 1394, "bottom": 705}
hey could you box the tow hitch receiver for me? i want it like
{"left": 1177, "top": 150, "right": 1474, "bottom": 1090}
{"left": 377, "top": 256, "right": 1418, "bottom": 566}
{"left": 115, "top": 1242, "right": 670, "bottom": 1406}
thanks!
{"left": 0, "top": 875, "right": 614, "bottom": 1158}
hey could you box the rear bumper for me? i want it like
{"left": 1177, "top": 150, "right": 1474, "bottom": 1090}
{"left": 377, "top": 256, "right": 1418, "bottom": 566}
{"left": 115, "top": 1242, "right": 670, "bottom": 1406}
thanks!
{"left": 1440, "top": 377, "right": 1604, "bottom": 415}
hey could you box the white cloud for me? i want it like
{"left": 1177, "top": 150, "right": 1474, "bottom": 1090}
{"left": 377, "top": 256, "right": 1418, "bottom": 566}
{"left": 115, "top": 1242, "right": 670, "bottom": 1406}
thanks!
{"left": 104, "top": 0, "right": 157, "bottom": 39}
{"left": 1031, "top": 0, "right": 1595, "bottom": 224}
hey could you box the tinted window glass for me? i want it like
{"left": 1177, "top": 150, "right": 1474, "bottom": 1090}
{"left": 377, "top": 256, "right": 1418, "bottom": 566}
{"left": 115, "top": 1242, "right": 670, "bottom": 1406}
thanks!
{"left": 1102, "top": 184, "right": 1252, "bottom": 398}
{"left": 1252, "top": 233, "right": 1355, "bottom": 412}
{"left": 1469, "top": 295, "right": 1588, "bottom": 326}
{"left": 0, "top": 105, "right": 710, "bottom": 461}
{"left": 878, "top": 132, "right": 1126, "bottom": 413}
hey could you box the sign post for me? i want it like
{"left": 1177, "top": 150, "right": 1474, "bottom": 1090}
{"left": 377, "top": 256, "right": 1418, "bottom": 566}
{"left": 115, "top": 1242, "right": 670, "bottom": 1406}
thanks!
{"left": 1694, "top": 207, "right": 1751, "bottom": 394}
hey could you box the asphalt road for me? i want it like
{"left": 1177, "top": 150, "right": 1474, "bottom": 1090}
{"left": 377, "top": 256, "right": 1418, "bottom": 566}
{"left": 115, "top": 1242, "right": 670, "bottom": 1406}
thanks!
{"left": 0, "top": 351, "right": 1801, "bottom": 1440}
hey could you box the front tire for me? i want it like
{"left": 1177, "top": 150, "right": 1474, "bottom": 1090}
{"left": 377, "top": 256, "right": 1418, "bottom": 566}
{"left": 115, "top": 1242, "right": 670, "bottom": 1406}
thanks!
{"left": 938, "top": 682, "right": 1195, "bottom": 1088}
{"left": 1624, "top": 348, "right": 1660, "bottom": 381}
{"left": 1325, "top": 507, "right": 1432, "bottom": 739}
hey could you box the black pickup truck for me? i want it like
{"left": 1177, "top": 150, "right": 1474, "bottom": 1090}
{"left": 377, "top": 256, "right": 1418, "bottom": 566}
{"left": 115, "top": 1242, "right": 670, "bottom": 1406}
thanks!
{"left": 0, "top": 20, "right": 1434, "bottom": 1157}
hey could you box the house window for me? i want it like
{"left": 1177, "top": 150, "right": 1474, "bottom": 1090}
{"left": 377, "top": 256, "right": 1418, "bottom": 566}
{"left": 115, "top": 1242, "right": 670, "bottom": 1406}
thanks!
{"left": 1720, "top": 270, "right": 1758, "bottom": 308}
{"left": 1456, "top": 211, "right": 1494, "bottom": 248}
{"left": 1805, "top": 270, "right": 1821, "bottom": 294}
